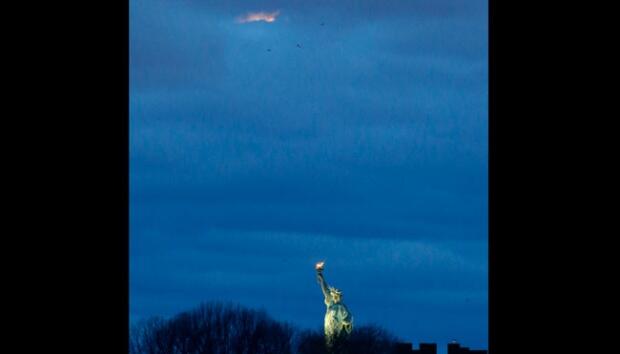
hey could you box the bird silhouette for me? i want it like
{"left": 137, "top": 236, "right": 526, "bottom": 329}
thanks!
{"left": 296, "top": 43, "right": 302, "bottom": 48}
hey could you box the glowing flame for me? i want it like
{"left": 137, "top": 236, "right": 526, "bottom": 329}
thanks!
{"left": 237, "top": 10, "right": 280, "bottom": 24}
{"left": 315, "top": 261, "right": 325, "bottom": 270}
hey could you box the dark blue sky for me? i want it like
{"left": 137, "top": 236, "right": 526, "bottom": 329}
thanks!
{"left": 130, "top": 0, "right": 488, "bottom": 351}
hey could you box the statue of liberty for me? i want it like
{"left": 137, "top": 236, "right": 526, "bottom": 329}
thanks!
{"left": 315, "top": 261, "right": 353, "bottom": 351}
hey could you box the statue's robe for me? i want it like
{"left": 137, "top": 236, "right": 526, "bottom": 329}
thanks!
{"left": 324, "top": 297, "right": 353, "bottom": 345}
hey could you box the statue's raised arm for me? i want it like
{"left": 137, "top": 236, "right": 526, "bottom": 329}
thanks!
{"left": 316, "top": 261, "right": 331, "bottom": 301}
{"left": 317, "top": 270, "right": 332, "bottom": 303}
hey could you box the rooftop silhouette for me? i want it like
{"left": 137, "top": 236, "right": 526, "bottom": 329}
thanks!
{"left": 395, "top": 341, "right": 487, "bottom": 354}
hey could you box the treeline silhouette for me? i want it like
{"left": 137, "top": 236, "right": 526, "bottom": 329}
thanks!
{"left": 130, "top": 302, "right": 398, "bottom": 354}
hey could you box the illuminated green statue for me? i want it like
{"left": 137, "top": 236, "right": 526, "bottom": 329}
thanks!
{"left": 315, "top": 262, "right": 353, "bottom": 350}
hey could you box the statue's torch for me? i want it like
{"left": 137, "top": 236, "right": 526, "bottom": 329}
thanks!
{"left": 315, "top": 261, "right": 325, "bottom": 273}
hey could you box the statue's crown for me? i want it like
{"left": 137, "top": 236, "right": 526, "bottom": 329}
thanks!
{"left": 329, "top": 287, "right": 342, "bottom": 295}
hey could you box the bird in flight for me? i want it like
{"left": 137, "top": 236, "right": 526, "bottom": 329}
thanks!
{"left": 296, "top": 43, "right": 302, "bottom": 48}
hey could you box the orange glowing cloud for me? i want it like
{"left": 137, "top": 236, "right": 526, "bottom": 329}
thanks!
{"left": 236, "top": 10, "right": 280, "bottom": 24}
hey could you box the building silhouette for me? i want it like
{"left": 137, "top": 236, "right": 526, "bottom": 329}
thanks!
{"left": 395, "top": 341, "right": 486, "bottom": 354}
{"left": 394, "top": 342, "right": 414, "bottom": 353}
{"left": 447, "top": 341, "right": 487, "bottom": 354}
{"left": 415, "top": 343, "right": 437, "bottom": 354}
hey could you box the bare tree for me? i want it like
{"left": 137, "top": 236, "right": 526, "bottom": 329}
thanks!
{"left": 130, "top": 317, "right": 168, "bottom": 354}
{"left": 131, "top": 302, "right": 398, "bottom": 354}
{"left": 130, "top": 302, "right": 294, "bottom": 354}
{"left": 295, "top": 325, "right": 398, "bottom": 354}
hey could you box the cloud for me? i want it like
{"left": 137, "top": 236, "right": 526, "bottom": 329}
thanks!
{"left": 236, "top": 10, "right": 280, "bottom": 23}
